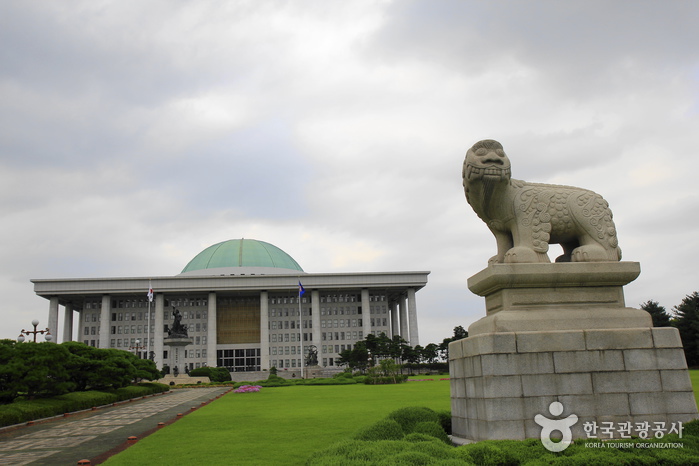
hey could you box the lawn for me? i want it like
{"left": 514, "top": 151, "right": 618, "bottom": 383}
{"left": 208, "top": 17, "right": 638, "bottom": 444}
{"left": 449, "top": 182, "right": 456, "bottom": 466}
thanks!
{"left": 102, "top": 380, "right": 451, "bottom": 466}
{"left": 690, "top": 369, "right": 699, "bottom": 408}
{"left": 103, "top": 371, "right": 699, "bottom": 465}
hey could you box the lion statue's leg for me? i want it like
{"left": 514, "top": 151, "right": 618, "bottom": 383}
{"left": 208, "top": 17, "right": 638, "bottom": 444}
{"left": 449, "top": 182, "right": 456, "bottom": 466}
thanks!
{"left": 489, "top": 228, "right": 514, "bottom": 264}
{"left": 571, "top": 237, "right": 617, "bottom": 262}
{"left": 505, "top": 224, "right": 551, "bottom": 263}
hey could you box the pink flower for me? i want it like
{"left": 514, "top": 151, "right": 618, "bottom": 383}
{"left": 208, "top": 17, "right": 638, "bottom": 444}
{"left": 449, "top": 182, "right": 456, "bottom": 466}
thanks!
{"left": 233, "top": 385, "right": 262, "bottom": 393}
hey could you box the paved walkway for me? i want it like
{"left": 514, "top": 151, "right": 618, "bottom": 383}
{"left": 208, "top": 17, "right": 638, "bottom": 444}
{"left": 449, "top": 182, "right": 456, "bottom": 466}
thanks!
{"left": 0, "top": 387, "right": 232, "bottom": 465}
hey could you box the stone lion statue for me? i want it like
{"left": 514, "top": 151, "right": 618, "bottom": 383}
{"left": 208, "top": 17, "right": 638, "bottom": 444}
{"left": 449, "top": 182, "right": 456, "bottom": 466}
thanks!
{"left": 462, "top": 139, "right": 621, "bottom": 264}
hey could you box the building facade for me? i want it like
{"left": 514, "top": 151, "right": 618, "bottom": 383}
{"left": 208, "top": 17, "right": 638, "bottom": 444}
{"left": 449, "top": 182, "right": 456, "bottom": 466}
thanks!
{"left": 32, "top": 239, "right": 429, "bottom": 372}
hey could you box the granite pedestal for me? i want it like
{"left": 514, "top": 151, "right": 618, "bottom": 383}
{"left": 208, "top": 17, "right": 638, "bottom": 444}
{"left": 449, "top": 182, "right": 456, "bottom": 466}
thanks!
{"left": 449, "top": 262, "right": 698, "bottom": 443}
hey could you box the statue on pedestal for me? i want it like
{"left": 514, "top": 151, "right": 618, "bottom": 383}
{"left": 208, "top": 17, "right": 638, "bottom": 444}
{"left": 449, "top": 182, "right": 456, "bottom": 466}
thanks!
{"left": 168, "top": 306, "right": 188, "bottom": 338}
{"left": 462, "top": 139, "right": 621, "bottom": 264}
{"left": 305, "top": 345, "right": 318, "bottom": 367}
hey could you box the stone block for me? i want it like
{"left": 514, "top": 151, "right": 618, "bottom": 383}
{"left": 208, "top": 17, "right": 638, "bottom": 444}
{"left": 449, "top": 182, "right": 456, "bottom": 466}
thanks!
{"left": 557, "top": 393, "right": 631, "bottom": 418}
{"left": 592, "top": 370, "right": 662, "bottom": 394}
{"left": 464, "top": 377, "right": 482, "bottom": 399}
{"left": 651, "top": 327, "right": 683, "bottom": 348}
{"left": 629, "top": 391, "right": 698, "bottom": 415}
{"left": 483, "top": 397, "right": 525, "bottom": 421}
{"left": 660, "top": 370, "right": 694, "bottom": 392}
{"left": 553, "top": 350, "right": 624, "bottom": 373}
{"left": 623, "top": 348, "right": 688, "bottom": 371}
{"left": 585, "top": 328, "right": 653, "bottom": 350}
{"left": 451, "top": 378, "right": 466, "bottom": 399}
{"left": 482, "top": 419, "right": 527, "bottom": 440}
{"left": 448, "top": 339, "right": 464, "bottom": 359}
{"left": 516, "top": 330, "right": 585, "bottom": 353}
{"left": 451, "top": 357, "right": 465, "bottom": 379}
{"left": 521, "top": 373, "right": 593, "bottom": 397}
{"left": 480, "top": 352, "right": 554, "bottom": 377}
{"left": 462, "top": 332, "right": 517, "bottom": 355}
{"left": 481, "top": 375, "right": 522, "bottom": 398}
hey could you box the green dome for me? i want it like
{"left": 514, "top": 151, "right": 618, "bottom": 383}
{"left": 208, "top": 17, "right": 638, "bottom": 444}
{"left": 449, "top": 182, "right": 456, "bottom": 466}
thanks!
{"left": 180, "top": 239, "right": 304, "bottom": 276}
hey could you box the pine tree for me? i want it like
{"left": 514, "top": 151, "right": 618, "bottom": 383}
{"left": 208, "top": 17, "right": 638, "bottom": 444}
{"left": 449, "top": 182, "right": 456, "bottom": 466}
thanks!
{"left": 672, "top": 292, "right": 699, "bottom": 367}
{"left": 640, "top": 300, "right": 672, "bottom": 327}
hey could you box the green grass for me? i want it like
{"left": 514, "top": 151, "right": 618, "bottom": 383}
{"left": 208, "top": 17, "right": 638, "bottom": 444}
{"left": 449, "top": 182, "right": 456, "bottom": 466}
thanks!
{"left": 690, "top": 369, "right": 699, "bottom": 408}
{"left": 103, "top": 371, "right": 699, "bottom": 465}
{"left": 103, "top": 380, "right": 450, "bottom": 466}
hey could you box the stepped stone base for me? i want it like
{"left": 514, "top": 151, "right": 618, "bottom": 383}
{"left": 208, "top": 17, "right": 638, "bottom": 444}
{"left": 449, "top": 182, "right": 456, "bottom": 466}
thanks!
{"left": 450, "top": 262, "right": 698, "bottom": 443}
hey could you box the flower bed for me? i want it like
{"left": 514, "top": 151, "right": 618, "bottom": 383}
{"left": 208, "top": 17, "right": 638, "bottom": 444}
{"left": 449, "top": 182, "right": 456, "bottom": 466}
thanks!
{"left": 233, "top": 385, "right": 262, "bottom": 393}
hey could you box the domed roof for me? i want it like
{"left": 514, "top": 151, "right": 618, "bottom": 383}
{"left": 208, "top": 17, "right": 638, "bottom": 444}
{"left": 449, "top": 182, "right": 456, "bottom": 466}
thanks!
{"left": 180, "top": 239, "right": 304, "bottom": 276}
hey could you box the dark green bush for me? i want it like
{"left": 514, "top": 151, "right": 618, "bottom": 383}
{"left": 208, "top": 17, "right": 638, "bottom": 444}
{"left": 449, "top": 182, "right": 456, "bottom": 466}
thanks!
{"left": 436, "top": 409, "right": 452, "bottom": 435}
{"left": 354, "top": 419, "right": 405, "bottom": 441}
{"left": 404, "top": 433, "right": 442, "bottom": 443}
{"left": 412, "top": 421, "right": 450, "bottom": 444}
{"left": 309, "top": 407, "right": 699, "bottom": 465}
{"left": 188, "top": 366, "right": 231, "bottom": 382}
{"left": 454, "top": 442, "right": 517, "bottom": 465}
{"left": 387, "top": 407, "right": 440, "bottom": 433}
{"left": 0, "top": 382, "right": 168, "bottom": 427}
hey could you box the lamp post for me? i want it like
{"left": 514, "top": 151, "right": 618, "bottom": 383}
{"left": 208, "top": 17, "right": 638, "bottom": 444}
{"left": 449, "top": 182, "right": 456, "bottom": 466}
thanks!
{"left": 17, "top": 319, "right": 53, "bottom": 343}
{"left": 129, "top": 339, "right": 146, "bottom": 358}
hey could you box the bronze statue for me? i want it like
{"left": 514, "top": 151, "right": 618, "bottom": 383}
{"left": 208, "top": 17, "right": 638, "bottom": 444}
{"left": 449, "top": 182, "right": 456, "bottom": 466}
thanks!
{"left": 168, "top": 306, "right": 188, "bottom": 338}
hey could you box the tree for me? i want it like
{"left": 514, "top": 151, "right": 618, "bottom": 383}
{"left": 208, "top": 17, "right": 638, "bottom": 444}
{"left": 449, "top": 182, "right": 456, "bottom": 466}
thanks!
{"left": 0, "top": 340, "right": 18, "bottom": 402}
{"left": 336, "top": 341, "right": 369, "bottom": 372}
{"left": 438, "top": 326, "right": 469, "bottom": 361}
{"left": 640, "top": 300, "right": 672, "bottom": 327}
{"left": 673, "top": 292, "right": 699, "bottom": 367}
{"left": 421, "top": 343, "right": 439, "bottom": 364}
{"left": 10, "top": 342, "right": 74, "bottom": 398}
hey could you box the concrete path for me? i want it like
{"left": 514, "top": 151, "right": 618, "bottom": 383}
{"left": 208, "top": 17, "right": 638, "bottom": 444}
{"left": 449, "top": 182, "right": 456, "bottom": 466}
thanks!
{"left": 0, "top": 387, "right": 232, "bottom": 465}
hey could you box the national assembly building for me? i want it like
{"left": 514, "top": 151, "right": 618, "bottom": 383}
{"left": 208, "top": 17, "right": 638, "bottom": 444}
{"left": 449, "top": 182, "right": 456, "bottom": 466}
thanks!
{"left": 31, "top": 238, "right": 429, "bottom": 374}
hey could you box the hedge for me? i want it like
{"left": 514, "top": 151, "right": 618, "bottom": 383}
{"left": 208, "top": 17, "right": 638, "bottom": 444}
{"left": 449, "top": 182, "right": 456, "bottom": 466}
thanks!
{"left": 0, "top": 382, "right": 169, "bottom": 427}
{"left": 308, "top": 408, "right": 699, "bottom": 465}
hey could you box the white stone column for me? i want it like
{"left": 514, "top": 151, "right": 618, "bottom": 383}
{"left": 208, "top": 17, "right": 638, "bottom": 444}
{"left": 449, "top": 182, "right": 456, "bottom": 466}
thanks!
{"left": 311, "top": 290, "right": 321, "bottom": 347}
{"left": 154, "top": 294, "right": 164, "bottom": 369}
{"left": 62, "top": 304, "right": 74, "bottom": 343}
{"left": 99, "top": 295, "right": 111, "bottom": 348}
{"left": 399, "top": 294, "right": 409, "bottom": 342}
{"left": 45, "top": 297, "right": 59, "bottom": 342}
{"left": 390, "top": 301, "right": 399, "bottom": 337}
{"left": 361, "top": 289, "right": 371, "bottom": 337}
{"left": 77, "top": 309, "right": 84, "bottom": 343}
{"left": 260, "top": 291, "right": 269, "bottom": 370}
{"left": 207, "top": 292, "right": 217, "bottom": 367}
{"left": 407, "top": 288, "right": 419, "bottom": 347}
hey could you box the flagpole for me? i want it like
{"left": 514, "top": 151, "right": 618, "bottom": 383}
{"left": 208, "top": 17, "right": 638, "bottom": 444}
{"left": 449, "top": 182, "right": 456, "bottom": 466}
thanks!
{"left": 298, "top": 279, "right": 304, "bottom": 379}
{"left": 147, "top": 280, "right": 153, "bottom": 361}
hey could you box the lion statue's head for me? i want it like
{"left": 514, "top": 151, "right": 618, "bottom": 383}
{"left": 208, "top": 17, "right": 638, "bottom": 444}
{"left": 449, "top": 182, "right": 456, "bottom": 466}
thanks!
{"left": 462, "top": 139, "right": 512, "bottom": 183}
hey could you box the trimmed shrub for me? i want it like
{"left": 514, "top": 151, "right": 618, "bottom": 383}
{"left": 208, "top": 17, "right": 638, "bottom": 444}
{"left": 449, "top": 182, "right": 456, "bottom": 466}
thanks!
{"left": 436, "top": 409, "right": 452, "bottom": 435}
{"left": 412, "top": 421, "right": 450, "bottom": 444}
{"left": 387, "top": 407, "right": 440, "bottom": 433}
{"left": 0, "top": 382, "right": 168, "bottom": 427}
{"left": 354, "top": 419, "right": 405, "bottom": 441}
{"left": 404, "top": 433, "right": 442, "bottom": 443}
{"left": 188, "top": 366, "right": 231, "bottom": 382}
{"left": 380, "top": 451, "right": 434, "bottom": 465}
{"left": 454, "top": 442, "right": 517, "bottom": 465}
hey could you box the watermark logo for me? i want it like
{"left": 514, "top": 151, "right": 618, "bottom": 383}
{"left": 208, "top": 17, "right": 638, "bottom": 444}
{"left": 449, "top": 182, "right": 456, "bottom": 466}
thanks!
{"left": 534, "top": 401, "right": 578, "bottom": 452}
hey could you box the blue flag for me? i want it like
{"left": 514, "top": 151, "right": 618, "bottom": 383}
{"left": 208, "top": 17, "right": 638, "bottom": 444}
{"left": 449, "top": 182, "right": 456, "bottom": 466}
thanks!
{"left": 298, "top": 281, "right": 305, "bottom": 297}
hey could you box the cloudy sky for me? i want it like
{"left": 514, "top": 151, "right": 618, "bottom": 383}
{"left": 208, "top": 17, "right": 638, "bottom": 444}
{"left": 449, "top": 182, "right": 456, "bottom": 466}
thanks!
{"left": 1, "top": 1, "right": 698, "bottom": 346}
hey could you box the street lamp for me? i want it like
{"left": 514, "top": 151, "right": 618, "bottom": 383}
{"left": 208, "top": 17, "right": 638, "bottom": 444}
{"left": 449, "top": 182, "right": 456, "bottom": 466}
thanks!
{"left": 17, "top": 319, "right": 53, "bottom": 343}
{"left": 129, "top": 339, "right": 146, "bottom": 358}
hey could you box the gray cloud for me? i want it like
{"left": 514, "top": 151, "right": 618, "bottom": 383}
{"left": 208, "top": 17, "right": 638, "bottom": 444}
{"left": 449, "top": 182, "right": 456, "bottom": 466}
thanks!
{"left": 1, "top": 1, "right": 698, "bottom": 346}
